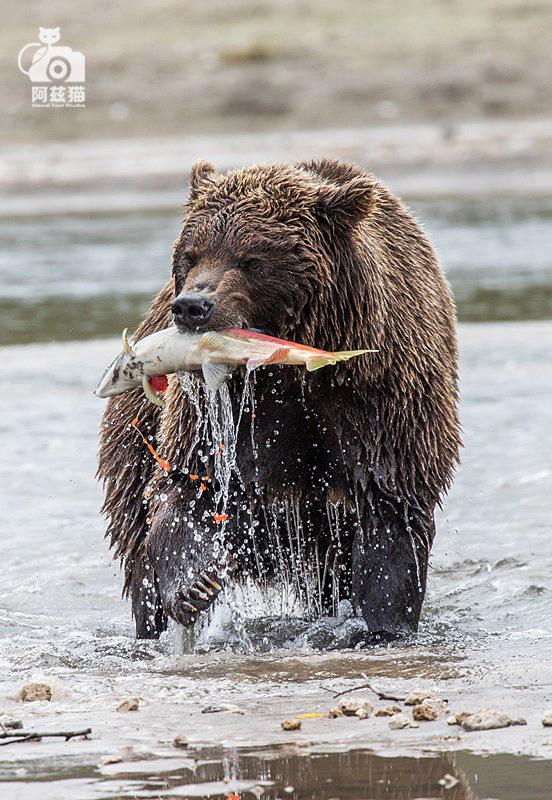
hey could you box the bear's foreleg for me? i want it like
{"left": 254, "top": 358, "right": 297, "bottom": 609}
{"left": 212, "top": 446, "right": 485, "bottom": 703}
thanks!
{"left": 144, "top": 493, "right": 228, "bottom": 628}
{"left": 128, "top": 550, "right": 167, "bottom": 639}
{"left": 351, "top": 494, "right": 435, "bottom": 640}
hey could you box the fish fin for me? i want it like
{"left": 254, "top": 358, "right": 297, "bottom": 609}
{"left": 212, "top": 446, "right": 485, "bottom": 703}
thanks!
{"left": 199, "top": 331, "right": 226, "bottom": 352}
{"left": 247, "top": 347, "right": 289, "bottom": 371}
{"left": 265, "top": 347, "right": 290, "bottom": 364}
{"left": 305, "top": 348, "right": 375, "bottom": 372}
{"left": 305, "top": 357, "right": 333, "bottom": 372}
{"left": 122, "top": 327, "right": 135, "bottom": 355}
{"left": 202, "top": 362, "right": 231, "bottom": 391}
{"left": 142, "top": 375, "right": 164, "bottom": 406}
{"left": 245, "top": 358, "right": 265, "bottom": 371}
{"left": 333, "top": 348, "right": 377, "bottom": 359}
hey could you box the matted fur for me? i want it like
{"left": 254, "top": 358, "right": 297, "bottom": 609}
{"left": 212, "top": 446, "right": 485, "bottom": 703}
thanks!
{"left": 98, "top": 158, "right": 460, "bottom": 640}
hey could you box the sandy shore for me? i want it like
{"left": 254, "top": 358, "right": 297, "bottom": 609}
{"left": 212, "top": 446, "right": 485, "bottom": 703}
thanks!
{"left": 2, "top": 645, "right": 552, "bottom": 798}
{"left": 4, "top": 0, "right": 552, "bottom": 147}
{"left": 3, "top": 656, "right": 552, "bottom": 762}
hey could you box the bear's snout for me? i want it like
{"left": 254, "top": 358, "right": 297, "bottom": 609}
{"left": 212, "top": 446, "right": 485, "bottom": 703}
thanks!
{"left": 171, "top": 293, "right": 214, "bottom": 331}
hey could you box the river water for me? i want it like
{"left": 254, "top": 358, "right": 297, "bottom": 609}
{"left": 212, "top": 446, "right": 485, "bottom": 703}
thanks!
{"left": 0, "top": 197, "right": 551, "bottom": 798}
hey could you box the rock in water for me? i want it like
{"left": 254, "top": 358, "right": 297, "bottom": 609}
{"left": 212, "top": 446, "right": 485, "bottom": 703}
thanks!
{"left": 19, "top": 683, "right": 52, "bottom": 702}
{"left": 447, "top": 711, "right": 472, "bottom": 726}
{"left": 117, "top": 697, "right": 139, "bottom": 712}
{"left": 412, "top": 699, "right": 447, "bottom": 721}
{"left": 201, "top": 703, "right": 244, "bottom": 715}
{"left": 461, "top": 710, "right": 527, "bottom": 731}
{"left": 337, "top": 698, "right": 373, "bottom": 717}
{"left": 542, "top": 712, "right": 552, "bottom": 727}
{"left": 404, "top": 689, "right": 435, "bottom": 706}
{"left": 375, "top": 705, "right": 402, "bottom": 717}
{"left": 100, "top": 755, "right": 123, "bottom": 766}
{"left": 173, "top": 735, "right": 189, "bottom": 748}
{"left": 281, "top": 718, "right": 301, "bottom": 731}
{"left": 389, "top": 714, "right": 419, "bottom": 730}
{"left": 389, "top": 715, "right": 410, "bottom": 730}
{"left": 439, "top": 774, "right": 460, "bottom": 789}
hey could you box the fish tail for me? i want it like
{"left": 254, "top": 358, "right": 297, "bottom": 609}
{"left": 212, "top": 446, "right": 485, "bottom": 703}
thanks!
{"left": 305, "top": 348, "right": 374, "bottom": 372}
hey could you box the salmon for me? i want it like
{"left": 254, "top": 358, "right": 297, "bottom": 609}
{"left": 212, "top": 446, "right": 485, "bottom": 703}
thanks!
{"left": 95, "top": 326, "right": 374, "bottom": 406}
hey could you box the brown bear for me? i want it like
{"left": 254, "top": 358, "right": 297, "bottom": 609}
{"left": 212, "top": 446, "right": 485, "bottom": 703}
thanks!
{"left": 98, "top": 158, "right": 460, "bottom": 643}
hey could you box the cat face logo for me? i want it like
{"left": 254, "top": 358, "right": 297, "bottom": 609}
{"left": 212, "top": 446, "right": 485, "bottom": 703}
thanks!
{"left": 18, "top": 27, "right": 85, "bottom": 83}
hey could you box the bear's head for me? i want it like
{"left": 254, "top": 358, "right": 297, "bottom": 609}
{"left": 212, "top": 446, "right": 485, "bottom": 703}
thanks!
{"left": 171, "top": 159, "right": 380, "bottom": 350}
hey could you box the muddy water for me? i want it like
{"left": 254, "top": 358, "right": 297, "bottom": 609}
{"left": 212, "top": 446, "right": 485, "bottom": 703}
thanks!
{"left": 0, "top": 197, "right": 551, "bottom": 798}
{"left": 2, "top": 746, "right": 552, "bottom": 799}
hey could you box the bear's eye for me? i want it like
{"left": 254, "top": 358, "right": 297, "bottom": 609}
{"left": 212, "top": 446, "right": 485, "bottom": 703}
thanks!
{"left": 182, "top": 250, "right": 198, "bottom": 268}
{"left": 239, "top": 257, "right": 261, "bottom": 273}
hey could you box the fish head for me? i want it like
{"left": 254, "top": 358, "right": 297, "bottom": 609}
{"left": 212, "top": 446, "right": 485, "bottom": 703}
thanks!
{"left": 95, "top": 350, "right": 136, "bottom": 398}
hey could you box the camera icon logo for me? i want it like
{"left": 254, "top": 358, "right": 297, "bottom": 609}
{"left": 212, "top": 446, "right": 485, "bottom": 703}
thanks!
{"left": 18, "top": 27, "right": 85, "bottom": 83}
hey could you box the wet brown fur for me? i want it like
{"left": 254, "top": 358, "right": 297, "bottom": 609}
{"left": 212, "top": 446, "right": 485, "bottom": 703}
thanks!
{"left": 98, "top": 158, "right": 461, "bottom": 640}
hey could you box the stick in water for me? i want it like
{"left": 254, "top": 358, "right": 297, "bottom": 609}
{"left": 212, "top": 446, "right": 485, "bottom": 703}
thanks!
{"left": 331, "top": 673, "right": 406, "bottom": 701}
{"left": 0, "top": 728, "right": 91, "bottom": 747}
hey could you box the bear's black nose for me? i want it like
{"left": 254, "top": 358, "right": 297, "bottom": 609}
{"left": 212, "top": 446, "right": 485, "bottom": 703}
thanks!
{"left": 171, "top": 293, "right": 214, "bottom": 330}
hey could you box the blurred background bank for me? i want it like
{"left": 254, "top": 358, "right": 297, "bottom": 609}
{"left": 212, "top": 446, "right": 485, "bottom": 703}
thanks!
{"left": 2, "top": 0, "right": 552, "bottom": 344}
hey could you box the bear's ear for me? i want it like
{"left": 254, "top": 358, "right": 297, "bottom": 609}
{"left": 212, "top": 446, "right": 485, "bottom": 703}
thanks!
{"left": 314, "top": 176, "right": 378, "bottom": 228}
{"left": 188, "top": 160, "right": 219, "bottom": 201}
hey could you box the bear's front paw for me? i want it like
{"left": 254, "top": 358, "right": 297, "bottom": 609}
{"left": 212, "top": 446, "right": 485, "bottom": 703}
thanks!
{"left": 170, "top": 568, "right": 224, "bottom": 626}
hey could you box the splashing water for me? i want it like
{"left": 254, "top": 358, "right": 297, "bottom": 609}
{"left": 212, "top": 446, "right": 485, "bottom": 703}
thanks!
{"left": 177, "top": 373, "right": 238, "bottom": 514}
{"left": 177, "top": 372, "right": 254, "bottom": 650}
{"left": 172, "top": 372, "right": 364, "bottom": 652}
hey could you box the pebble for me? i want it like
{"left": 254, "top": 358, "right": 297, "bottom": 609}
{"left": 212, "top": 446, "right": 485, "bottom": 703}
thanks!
{"left": 328, "top": 707, "right": 344, "bottom": 718}
{"left": 375, "top": 705, "right": 402, "bottom": 717}
{"left": 100, "top": 755, "right": 123, "bottom": 766}
{"left": 337, "top": 698, "right": 373, "bottom": 717}
{"left": 202, "top": 703, "right": 244, "bottom": 715}
{"left": 412, "top": 699, "right": 447, "bottom": 721}
{"left": 173, "top": 735, "right": 189, "bottom": 749}
{"left": 355, "top": 707, "right": 369, "bottom": 719}
{"left": 404, "top": 689, "right": 434, "bottom": 706}
{"left": 3, "top": 720, "right": 23, "bottom": 729}
{"left": 542, "top": 712, "right": 552, "bottom": 727}
{"left": 281, "top": 718, "right": 301, "bottom": 731}
{"left": 389, "top": 714, "right": 419, "bottom": 730}
{"left": 439, "top": 774, "right": 459, "bottom": 789}
{"left": 19, "top": 683, "right": 52, "bottom": 702}
{"left": 117, "top": 698, "right": 139, "bottom": 713}
{"left": 447, "top": 710, "right": 480, "bottom": 726}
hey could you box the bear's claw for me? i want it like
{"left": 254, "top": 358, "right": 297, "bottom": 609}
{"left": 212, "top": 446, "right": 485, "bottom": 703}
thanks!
{"left": 204, "top": 574, "right": 223, "bottom": 591}
{"left": 171, "top": 567, "right": 225, "bottom": 626}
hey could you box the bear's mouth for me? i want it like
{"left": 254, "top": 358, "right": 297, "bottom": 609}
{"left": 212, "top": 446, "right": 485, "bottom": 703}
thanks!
{"left": 175, "top": 319, "right": 275, "bottom": 338}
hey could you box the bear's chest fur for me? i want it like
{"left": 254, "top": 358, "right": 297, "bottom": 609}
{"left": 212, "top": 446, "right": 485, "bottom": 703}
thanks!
{"left": 228, "top": 373, "right": 354, "bottom": 502}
